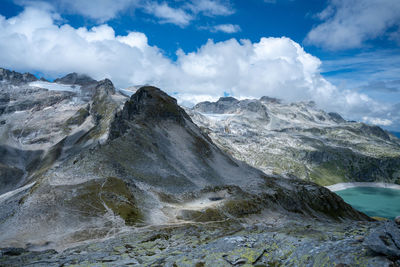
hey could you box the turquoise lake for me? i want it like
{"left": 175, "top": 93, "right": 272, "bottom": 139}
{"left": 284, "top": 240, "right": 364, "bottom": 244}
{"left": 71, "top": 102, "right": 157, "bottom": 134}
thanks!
{"left": 335, "top": 187, "right": 400, "bottom": 220}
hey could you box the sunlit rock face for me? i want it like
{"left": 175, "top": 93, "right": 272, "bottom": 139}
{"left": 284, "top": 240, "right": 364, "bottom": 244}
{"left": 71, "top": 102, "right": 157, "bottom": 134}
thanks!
{"left": 188, "top": 96, "right": 400, "bottom": 186}
{"left": 1, "top": 68, "right": 399, "bottom": 267}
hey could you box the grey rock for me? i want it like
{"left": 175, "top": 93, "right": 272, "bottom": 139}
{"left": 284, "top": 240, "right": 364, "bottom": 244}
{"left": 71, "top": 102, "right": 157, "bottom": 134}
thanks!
{"left": 193, "top": 96, "right": 239, "bottom": 113}
{"left": 364, "top": 222, "right": 400, "bottom": 258}
{"left": 1, "top": 221, "right": 396, "bottom": 267}
{"left": 54, "top": 72, "right": 97, "bottom": 86}
{"left": 0, "top": 68, "right": 37, "bottom": 84}
{"left": 328, "top": 112, "right": 346, "bottom": 123}
{"left": 354, "top": 235, "right": 364, "bottom": 242}
{"left": 0, "top": 247, "right": 27, "bottom": 256}
{"left": 100, "top": 255, "right": 120, "bottom": 262}
{"left": 359, "top": 123, "right": 391, "bottom": 141}
{"left": 0, "top": 163, "right": 24, "bottom": 195}
{"left": 94, "top": 78, "right": 116, "bottom": 95}
{"left": 260, "top": 95, "right": 281, "bottom": 104}
{"left": 395, "top": 216, "right": 400, "bottom": 225}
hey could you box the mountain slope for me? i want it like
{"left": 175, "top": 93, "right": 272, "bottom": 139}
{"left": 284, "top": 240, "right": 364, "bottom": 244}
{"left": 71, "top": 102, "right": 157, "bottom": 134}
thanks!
{"left": 188, "top": 97, "right": 400, "bottom": 186}
{"left": 0, "top": 69, "right": 368, "bottom": 252}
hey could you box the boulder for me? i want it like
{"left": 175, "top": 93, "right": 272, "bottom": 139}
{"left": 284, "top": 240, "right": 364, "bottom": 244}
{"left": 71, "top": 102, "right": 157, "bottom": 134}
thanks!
{"left": 395, "top": 216, "right": 400, "bottom": 225}
{"left": 363, "top": 221, "right": 400, "bottom": 258}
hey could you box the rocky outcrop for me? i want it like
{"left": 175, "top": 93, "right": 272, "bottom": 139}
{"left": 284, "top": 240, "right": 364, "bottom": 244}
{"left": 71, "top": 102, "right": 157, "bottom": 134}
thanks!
{"left": 0, "top": 68, "right": 37, "bottom": 85}
{"left": 0, "top": 70, "right": 125, "bottom": 198}
{"left": 0, "top": 219, "right": 396, "bottom": 266}
{"left": 109, "top": 86, "right": 191, "bottom": 139}
{"left": 194, "top": 96, "right": 240, "bottom": 113}
{"left": 0, "top": 163, "right": 24, "bottom": 195}
{"left": 194, "top": 96, "right": 269, "bottom": 119}
{"left": 364, "top": 221, "right": 400, "bottom": 259}
{"left": 328, "top": 112, "right": 346, "bottom": 123}
{"left": 54, "top": 72, "right": 97, "bottom": 86}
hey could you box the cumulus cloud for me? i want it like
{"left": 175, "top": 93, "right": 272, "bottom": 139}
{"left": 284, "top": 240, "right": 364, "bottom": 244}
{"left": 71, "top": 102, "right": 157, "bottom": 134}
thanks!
{"left": 305, "top": 0, "right": 400, "bottom": 50}
{"left": 0, "top": 6, "right": 398, "bottom": 129}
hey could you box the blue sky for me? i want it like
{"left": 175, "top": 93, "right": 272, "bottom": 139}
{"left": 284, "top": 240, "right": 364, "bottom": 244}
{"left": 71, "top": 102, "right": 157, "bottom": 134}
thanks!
{"left": 1, "top": 0, "right": 400, "bottom": 130}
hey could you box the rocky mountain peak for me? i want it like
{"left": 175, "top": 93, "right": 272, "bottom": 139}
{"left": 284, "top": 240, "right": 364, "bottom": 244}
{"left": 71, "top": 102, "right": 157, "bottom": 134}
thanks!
{"left": 194, "top": 96, "right": 269, "bottom": 116}
{"left": 54, "top": 72, "right": 97, "bottom": 86}
{"left": 260, "top": 96, "right": 281, "bottom": 104}
{"left": 109, "top": 86, "right": 191, "bottom": 139}
{"left": 328, "top": 112, "right": 346, "bottom": 123}
{"left": 94, "top": 78, "right": 115, "bottom": 96}
{"left": 217, "top": 96, "right": 239, "bottom": 103}
{"left": 122, "top": 86, "right": 189, "bottom": 122}
{"left": 0, "top": 68, "right": 37, "bottom": 85}
{"left": 193, "top": 96, "right": 240, "bottom": 114}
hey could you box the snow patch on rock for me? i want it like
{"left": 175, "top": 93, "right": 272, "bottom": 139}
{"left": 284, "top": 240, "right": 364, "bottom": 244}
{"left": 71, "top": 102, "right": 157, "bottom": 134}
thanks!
{"left": 29, "top": 81, "right": 81, "bottom": 92}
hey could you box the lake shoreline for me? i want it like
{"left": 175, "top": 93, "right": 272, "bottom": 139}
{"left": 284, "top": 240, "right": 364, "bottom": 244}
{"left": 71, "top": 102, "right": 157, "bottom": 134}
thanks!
{"left": 326, "top": 182, "right": 400, "bottom": 192}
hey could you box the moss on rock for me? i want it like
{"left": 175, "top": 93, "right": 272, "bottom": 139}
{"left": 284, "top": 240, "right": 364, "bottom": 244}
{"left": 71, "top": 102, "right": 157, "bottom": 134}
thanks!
{"left": 66, "top": 177, "right": 142, "bottom": 226}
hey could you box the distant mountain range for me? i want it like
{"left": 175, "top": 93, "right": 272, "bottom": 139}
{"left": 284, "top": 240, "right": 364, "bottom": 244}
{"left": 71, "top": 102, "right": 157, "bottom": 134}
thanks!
{"left": 188, "top": 97, "right": 400, "bottom": 186}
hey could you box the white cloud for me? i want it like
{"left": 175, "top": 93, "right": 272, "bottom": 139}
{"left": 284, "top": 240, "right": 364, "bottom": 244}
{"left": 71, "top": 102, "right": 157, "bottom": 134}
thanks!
{"left": 143, "top": 2, "right": 193, "bottom": 27}
{"left": 362, "top": 116, "right": 393, "bottom": 126}
{"left": 186, "top": 0, "right": 234, "bottom": 16}
{"left": 14, "top": 0, "right": 234, "bottom": 26}
{"left": 305, "top": 0, "right": 400, "bottom": 50}
{"left": 0, "top": 6, "right": 399, "bottom": 129}
{"left": 320, "top": 49, "right": 400, "bottom": 100}
{"left": 15, "top": 0, "right": 140, "bottom": 22}
{"left": 210, "top": 24, "right": 241, "bottom": 33}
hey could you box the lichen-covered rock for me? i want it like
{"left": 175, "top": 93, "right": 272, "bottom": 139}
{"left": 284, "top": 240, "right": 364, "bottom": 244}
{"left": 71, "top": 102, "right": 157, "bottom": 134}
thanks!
{"left": 364, "top": 221, "right": 400, "bottom": 258}
{"left": 0, "top": 220, "right": 396, "bottom": 267}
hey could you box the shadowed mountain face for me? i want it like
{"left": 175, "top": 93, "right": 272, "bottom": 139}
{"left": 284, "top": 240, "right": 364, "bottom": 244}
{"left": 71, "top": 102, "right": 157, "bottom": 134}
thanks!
{"left": 54, "top": 72, "right": 97, "bottom": 86}
{"left": 189, "top": 97, "right": 400, "bottom": 186}
{"left": 0, "top": 70, "right": 370, "bottom": 252}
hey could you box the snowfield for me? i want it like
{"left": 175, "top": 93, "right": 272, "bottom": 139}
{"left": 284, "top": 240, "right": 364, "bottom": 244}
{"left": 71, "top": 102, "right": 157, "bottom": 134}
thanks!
{"left": 29, "top": 81, "right": 81, "bottom": 92}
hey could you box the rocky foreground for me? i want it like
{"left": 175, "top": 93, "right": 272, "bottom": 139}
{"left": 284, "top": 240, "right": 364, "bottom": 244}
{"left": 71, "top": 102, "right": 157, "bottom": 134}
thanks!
{"left": 1, "top": 220, "right": 400, "bottom": 266}
{"left": 1, "top": 68, "right": 400, "bottom": 266}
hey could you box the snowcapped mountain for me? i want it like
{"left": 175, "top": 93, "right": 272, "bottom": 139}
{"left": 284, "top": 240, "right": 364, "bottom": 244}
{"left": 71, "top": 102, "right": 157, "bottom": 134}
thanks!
{"left": 188, "top": 96, "right": 400, "bottom": 186}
